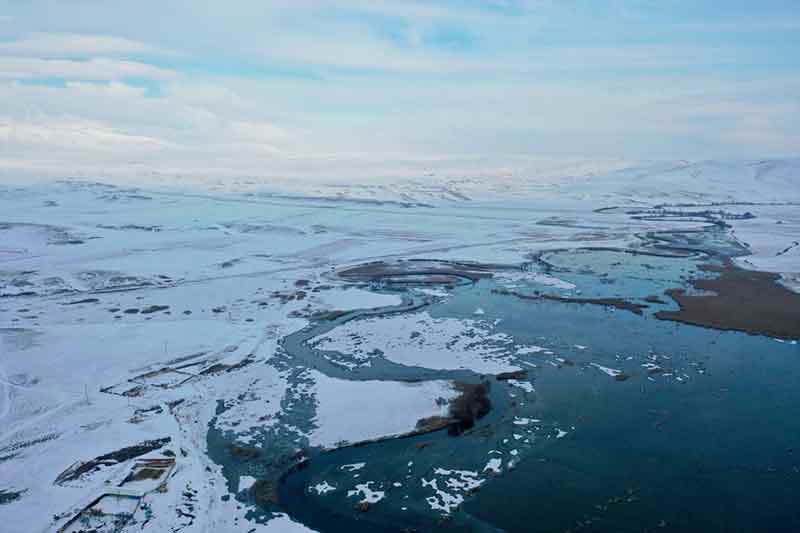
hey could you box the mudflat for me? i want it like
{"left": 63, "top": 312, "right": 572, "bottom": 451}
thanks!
{"left": 656, "top": 262, "right": 800, "bottom": 339}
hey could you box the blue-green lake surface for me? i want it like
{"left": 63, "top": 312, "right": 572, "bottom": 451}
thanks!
{"left": 210, "top": 232, "right": 800, "bottom": 532}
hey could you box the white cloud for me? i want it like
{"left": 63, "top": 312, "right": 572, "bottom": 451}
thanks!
{"left": 0, "top": 69, "right": 796, "bottom": 184}
{"left": 228, "top": 120, "right": 290, "bottom": 143}
{"left": 0, "top": 115, "right": 174, "bottom": 151}
{"left": 0, "top": 57, "right": 178, "bottom": 81}
{"left": 0, "top": 32, "right": 173, "bottom": 58}
{"left": 0, "top": 0, "right": 796, "bottom": 181}
{"left": 0, "top": 80, "right": 290, "bottom": 174}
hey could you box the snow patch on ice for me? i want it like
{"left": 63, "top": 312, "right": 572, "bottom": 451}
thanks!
{"left": 311, "top": 481, "right": 336, "bottom": 495}
{"left": 239, "top": 475, "right": 257, "bottom": 491}
{"left": 340, "top": 462, "right": 366, "bottom": 472}
{"left": 347, "top": 482, "right": 385, "bottom": 504}
{"left": 591, "top": 363, "right": 623, "bottom": 377}
{"left": 517, "top": 345, "right": 546, "bottom": 355}
{"left": 483, "top": 458, "right": 502, "bottom": 474}
{"left": 508, "top": 380, "right": 535, "bottom": 393}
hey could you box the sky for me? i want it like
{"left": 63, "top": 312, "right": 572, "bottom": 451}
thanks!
{"left": 0, "top": 0, "right": 798, "bottom": 182}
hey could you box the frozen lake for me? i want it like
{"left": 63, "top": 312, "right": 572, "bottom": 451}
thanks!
{"left": 0, "top": 159, "right": 799, "bottom": 532}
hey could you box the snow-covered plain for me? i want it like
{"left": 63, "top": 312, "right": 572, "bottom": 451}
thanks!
{"left": 0, "top": 158, "right": 798, "bottom": 532}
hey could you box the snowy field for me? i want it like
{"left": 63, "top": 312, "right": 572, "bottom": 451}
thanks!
{"left": 0, "top": 158, "right": 798, "bottom": 532}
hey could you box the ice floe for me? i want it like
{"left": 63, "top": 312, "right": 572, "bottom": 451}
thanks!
{"left": 311, "top": 481, "right": 336, "bottom": 495}
{"left": 340, "top": 462, "right": 366, "bottom": 472}
{"left": 347, "top": 482, "right": 385, "bottom": 504}
{"left": 483, "top": 458, "right": 503, "bottom": 474}
{"left": 239, "top": 475, "right": 257, "bottom": 491}
{"left": 591, "top": 363, "right": 624, "bottom": 378}
{"left": 420, "top": 470, "right": 485, "bottom": 515}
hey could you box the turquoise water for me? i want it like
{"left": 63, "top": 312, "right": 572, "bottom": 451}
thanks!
{"left": 208, "top": 231, "right": 800, "bottom": 532}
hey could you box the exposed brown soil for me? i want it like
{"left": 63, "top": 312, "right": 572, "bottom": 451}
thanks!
{"left": 54, "top": 438, "right": 171, "bottom": 484}
{"left": 0, "top": 489, "right": 26, "bottom": 505}
{"left": 338, "top": 260, "right": 498, "bottom": 283}
{"left": 252, "top": 479, "right": 280, "bottom": 505}
{"left": 656, "top": 261, "right": 800, "bottom": 339}
{"left": 311, "top": 309, "right": 349, "bottom": 321}
{"left": 414, "top": 415, "right": 452, "bottom": 433}
{"left": 493, "top": 288, "right": 647, "bottom": 315}
{"left": 65, "top": 298, "right": 100, "bottom": 305}
{"left": 495, "top": 370, "right": 528, "bottom": 381}
{"left": 448, "top": 381, "right": 491, "bottom": 435}
{"left": 381, "top": 275, "right": 463, "bottom": 285}
{"left": 125, "top": 467, "right": 165, "bottom": 482}
{"left": 229, "top": 444, "right": 261, "bottom": 460}
{"left": 200, "top": 355, "right": 255, "bottom": 376}
{"left": 270, "top": 290, "right": 307, "bottom": 303}
{"left": 355, "top": 501, "right": 371, "bottom": 512}
{"left": 141, "top": 305, "right": 169, "bottom": 314}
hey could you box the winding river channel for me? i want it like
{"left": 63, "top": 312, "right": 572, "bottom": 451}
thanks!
{"left": 208, "top": 224, "right": 800, "bottom": 532}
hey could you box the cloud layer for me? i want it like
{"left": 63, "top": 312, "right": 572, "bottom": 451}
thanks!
{"left": 0, "top": 1, "right": 798, "bottom": 183}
